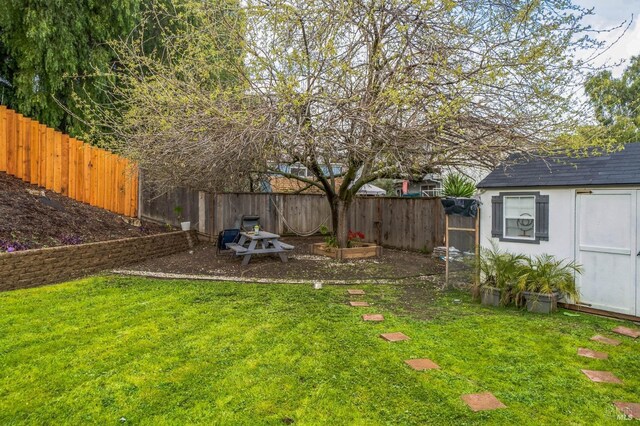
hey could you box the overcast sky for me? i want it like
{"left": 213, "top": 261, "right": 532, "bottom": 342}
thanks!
{"left": 574, "top": 0, "right": 640, "bottom": 76}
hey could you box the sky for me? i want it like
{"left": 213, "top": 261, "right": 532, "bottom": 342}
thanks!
{"left": 574, "top": 0, "right": 640, "bottom": 76}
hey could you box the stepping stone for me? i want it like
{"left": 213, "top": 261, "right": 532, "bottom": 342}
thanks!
{"left": 362, "top": 314, "right": 384, "bottom": 322}
{"left": 612, "top": 326, "right": 640, "bottom": 338}
{"left": 349, "top": 301, "right": 369, "bottom": 307}
{"left": 461, "top": 392, "right": 507, "bottom": 412}
{"left": 404, "top": 359, "right": 440, "bottom": 371}
{"left": 614, "top": 402, "right": 640, "bottom": 419}
{"left": 577, "top": 348, "right": 608, "bottom": 360}
{"left": 590, "top": 335, "right": 621, "bottom": 346}
{"left": 347, "top": 289, "right": 366, "bottom": 295}
{"left": 581, "top": 369, "right": 622, "bottom": 384}
{"left": 380, "top": 332, "right": 410, "bottom": 342}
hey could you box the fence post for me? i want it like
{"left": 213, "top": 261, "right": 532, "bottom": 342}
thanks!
{"left": 198, "top": 191, "right": 206, "bottom": 235}
{"left": 277, "top": 194, "right": 285, "bottom": 235}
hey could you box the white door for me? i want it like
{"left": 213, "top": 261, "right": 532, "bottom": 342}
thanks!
{"left": 575, "top": 190, "right": 638, "bottom": 316}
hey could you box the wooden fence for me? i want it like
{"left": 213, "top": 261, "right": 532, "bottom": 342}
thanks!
{"left": 0, "top": 106, "right": 138, "bottom": 216}
{"left": 141, "top": 185, "right": 476, "bottom": 252}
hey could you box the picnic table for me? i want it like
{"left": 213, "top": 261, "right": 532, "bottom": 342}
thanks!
{"left": 226, "top": 230, "right": 294, "bottom": 265}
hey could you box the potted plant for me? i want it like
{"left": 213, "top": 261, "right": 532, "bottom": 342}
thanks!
{"left": 174, "top": 206, "right": 191, "bottom": 231}
{"left": 515, "top": 254, "right": 582, "bottom": 314}
{"left": 442, "top": 173, "right": 476, "bottom": 198}
{"left": 476, "top": 242, "right": 527, "bottom": 307}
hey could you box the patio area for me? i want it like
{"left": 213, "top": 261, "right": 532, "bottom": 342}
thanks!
{"left": 114, "top": 237, "right": 451, "bottom": 283}
{"left": 1, "top": 275, "right": 638, "bottom": 424}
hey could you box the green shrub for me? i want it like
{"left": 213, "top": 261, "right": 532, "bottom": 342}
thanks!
{"left": 515, "top": 254, "right": 583, "bottom": 302}
{"left": 477, "top": 241, "right": 527, "bottom": 305}
{"left": 443, "top": 173, "right": 476, "bottom": 198}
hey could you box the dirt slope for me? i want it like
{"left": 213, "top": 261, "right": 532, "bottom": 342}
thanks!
{"left": 0, "top": 172, "right": 170, "bottom": 252}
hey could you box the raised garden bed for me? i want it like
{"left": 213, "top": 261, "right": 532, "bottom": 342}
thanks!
{"left": 311, "top": 242, "right": 382, "bottom": 260}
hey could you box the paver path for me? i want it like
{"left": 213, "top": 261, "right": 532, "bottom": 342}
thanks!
{"left": 362, "top": 314, "right": 384, "bottom": 322}
{"left": 590, "top": 335, "right": 621, "bottom": 346}
{"left": 380, "top": 332, "right": 410, "bottom": 342}
{"left": 581, "top": 370, "right": 623, "bottom": 384}
{"left": 612, "top": 326, "right": 640, "bottom": 338}
{"left": 461, "top": 393, "right": 506, "bottom": 412}
{"left": 614, "top": 402, "right": 640, "bottom": 419}
{"left": 577, "top": 348, "right": 608, "bottom": 360}
{"left": 404, "top": 359, "right": 440, "bottom": 371}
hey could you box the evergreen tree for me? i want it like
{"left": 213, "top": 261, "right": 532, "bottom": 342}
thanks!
{"left": 0, "top": 0, "right": 141, "bottom": 136}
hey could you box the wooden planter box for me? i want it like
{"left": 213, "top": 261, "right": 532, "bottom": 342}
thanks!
{"left": 311, "top": 242, "right": 382, "bottom": 260}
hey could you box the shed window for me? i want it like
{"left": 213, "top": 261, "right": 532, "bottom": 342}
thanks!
{"left": 491, "top": 192, "right": 549, "bottom": 244}
{"left": 504, "top": 196, "right": 535, "bottom": 240}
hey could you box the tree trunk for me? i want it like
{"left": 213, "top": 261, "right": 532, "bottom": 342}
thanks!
{"left": 330, "top": 198, "right": 351, "bottom": 248}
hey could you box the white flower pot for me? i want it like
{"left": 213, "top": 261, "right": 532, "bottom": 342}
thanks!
{"left": 180, "top": 221, "right": 191, "bottom": 231}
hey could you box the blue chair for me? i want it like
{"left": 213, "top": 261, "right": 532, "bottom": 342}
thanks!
{"left": 217, "top": 229, "right": 240, "bottom": 254}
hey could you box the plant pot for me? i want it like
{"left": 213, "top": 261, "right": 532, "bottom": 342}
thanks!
{"left": 522, "top": 291, "right": 560, "bottom": 314}
{"left": 180, "top": 221, "right": 191, "bottom": 231}
{"left": 480, "top": 286, "right": 501, "bottom": 307}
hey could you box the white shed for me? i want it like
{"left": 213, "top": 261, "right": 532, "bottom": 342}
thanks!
{"left": 477, "top": 143, "right": 640, "bottom": 320}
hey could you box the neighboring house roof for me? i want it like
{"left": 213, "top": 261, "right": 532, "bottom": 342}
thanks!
{"left": 267, "top": 177, "right": 343, "bottom": 194}
{"left": 357, "top": 183, "right": 386, "bottom": 196}
{"left": 478, "top": 143, "right": 640, "bottom": 188}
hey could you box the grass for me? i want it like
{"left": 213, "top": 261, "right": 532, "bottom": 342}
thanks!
{"left": 0, "top": 276, "right": 638, "bottom": 425}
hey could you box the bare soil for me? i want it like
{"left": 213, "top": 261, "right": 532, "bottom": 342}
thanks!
{"left": 124, "top": 236, "right": 446, "bottom": 282}
{"left": 0, "top": 172, "right": 169, "bottom": 251}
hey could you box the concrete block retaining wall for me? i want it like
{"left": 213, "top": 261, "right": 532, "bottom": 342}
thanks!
{"left": 0, "top": 230, "right": 197, "bottom": 292}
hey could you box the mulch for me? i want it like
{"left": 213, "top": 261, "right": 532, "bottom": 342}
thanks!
{"left": 0, "top": 172, "right": 169, "bottom": 251}
{"left": 122, "top": 236, "right": 446, "bottom": 282}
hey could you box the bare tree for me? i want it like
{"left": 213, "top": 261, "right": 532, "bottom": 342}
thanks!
{"left": 99, "top": 0, "right": 615, "bottom": 247}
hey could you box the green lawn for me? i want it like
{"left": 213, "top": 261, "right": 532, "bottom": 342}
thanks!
{"left": 0, "top": 276, "right": 638, "bottom": 425}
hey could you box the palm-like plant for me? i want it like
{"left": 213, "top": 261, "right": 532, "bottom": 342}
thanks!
{"left": 443, "top": 174, "right": 476, "bottom": 198}
{"left": 477, "top": 241, "right": 528, "bottom": 304}
{"left": 515, "top": 254, "right": 583, "bottom": 302}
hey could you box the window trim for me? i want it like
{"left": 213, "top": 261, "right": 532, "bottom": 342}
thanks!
{"left": 289, "top": 165, "right": 308, "bottom": 178}
{"left": 492, "top": 191, "right": 548, "bottom": 245}
{"left": 502, "top": 195, "right": 536, "bottom": 241}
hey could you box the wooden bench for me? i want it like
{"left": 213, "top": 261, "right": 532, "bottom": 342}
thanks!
{"left": 226, "top": 243, "right": 248, "bottom": 253}
{"left": 278, "top": 242, "right": 295, "bottom": 250}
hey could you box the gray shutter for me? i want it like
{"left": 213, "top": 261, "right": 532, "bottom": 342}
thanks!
{"left": 535, "top": 195, "right": 549, "bottom": 241}
{"left": 491, "top": 195, "right": 503, "bottom": 238}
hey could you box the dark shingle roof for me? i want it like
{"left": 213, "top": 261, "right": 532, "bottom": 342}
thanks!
{"left": 477, "top": 143, "right": 640, "bottom": 188}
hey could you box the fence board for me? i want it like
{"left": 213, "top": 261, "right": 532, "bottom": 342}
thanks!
{"left": 60, "top": 134, "right": 69, "bottom": 195}
{"left": 53, "top": 131, "right": 62, "bottom": 192}
{"left": 68, "top": 138, "right": 77, "bottom": 198}
{"left": 103, "top": 152, "right": 111, "bottom": 211}
{"left": 16, "top": 115, "right": 24, "bottom": 178}
{"left": 0, "top": 106, "right": 6, "bottom": 171}
{"left": 29, "top": 121, "right": 39, "bottom": 184}
{"left": 22, "top": 118, "right": 31, "bottom": 183}
{"left": 6, "top": 111, "right": 16, "bottom": 176}
{"left": 0, "top": 107, "right": 138, "bottom": 216}
{"left": 117, "top": 158, "right": 126, "bottom": 214}
{"left": 82, "top": 143, "right": 91, "bottom": 204}
{"left": 140, "top": 184, "right": 468, "bottom": 252}
{"left": 38, "top": 125, "right": 46, "bottom": 187}
{"left": 90, "top": 147, "right": 99, "bottom": 206}
{"left": 44, "top": 127, "right": 53, "bottom": 189}
{"left": 96, "top": 149, "right": 104, "bottom": 207}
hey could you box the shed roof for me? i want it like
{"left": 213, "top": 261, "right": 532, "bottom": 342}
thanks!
{"left": 477, "top": 143, "right": 640, "bottom": 188}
